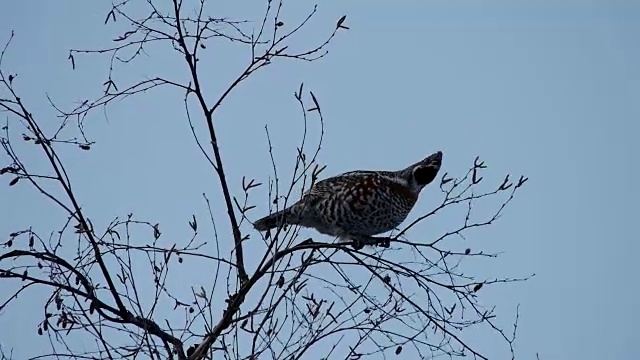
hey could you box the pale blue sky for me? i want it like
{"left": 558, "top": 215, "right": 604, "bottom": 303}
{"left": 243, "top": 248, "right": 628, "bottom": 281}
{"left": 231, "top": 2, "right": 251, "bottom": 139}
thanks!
{"left": 1, "top": 1, "right": 639, "bottom": 359}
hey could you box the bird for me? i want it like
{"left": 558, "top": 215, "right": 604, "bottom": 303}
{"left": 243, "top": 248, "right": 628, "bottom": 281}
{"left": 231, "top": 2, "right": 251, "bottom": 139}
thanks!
{"left": 253, "top": 151, "right": 443, "bottom": 248}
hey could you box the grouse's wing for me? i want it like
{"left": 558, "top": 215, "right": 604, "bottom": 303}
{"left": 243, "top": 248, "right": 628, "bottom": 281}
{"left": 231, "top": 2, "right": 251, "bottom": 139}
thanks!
{"left": 301, "top": 170, "right": 376, "bottom": 199}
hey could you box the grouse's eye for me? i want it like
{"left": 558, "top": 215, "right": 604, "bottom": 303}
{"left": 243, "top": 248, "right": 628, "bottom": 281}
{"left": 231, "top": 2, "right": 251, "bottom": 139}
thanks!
{"left": 412, "top": 166, "right": 438, "bottom": 186}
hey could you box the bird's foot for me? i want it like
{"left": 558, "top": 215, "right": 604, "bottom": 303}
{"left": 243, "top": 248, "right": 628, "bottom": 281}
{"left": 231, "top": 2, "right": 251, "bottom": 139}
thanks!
{"left": 377, "top": 237, "right": 391, "bottom": 248}
{"left": 350, "top": 236, "right": 391, "bottom": 250}
{"left": 351, "top": 238, "right": 365, "bottom": 250}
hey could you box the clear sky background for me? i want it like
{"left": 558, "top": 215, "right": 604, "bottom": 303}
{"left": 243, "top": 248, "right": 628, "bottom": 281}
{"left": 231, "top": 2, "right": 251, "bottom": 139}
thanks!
{"left": 1, "top": 0, "right": 639, "bottom": 359}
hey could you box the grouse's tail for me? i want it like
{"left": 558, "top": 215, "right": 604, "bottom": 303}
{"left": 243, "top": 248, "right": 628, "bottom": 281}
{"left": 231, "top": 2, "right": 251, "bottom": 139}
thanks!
{"left": 253, "top": 208, "right": 291, "bottom": 231}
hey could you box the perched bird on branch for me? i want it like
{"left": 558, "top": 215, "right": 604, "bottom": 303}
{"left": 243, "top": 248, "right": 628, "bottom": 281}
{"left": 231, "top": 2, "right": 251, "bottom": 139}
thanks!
{"left": 253, "top": 151, "right": 443, "bottom": 249}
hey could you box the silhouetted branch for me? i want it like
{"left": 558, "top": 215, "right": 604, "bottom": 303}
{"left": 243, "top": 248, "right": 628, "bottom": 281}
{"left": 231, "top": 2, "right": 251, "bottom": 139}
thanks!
{"left": 0, "top": 1, "right": 528, "bottom": 359}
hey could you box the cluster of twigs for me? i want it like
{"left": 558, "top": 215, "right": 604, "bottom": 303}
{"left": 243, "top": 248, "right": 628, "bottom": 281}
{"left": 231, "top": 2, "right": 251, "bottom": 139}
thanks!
{"left": 0, "top": 0, "right": 529, "bottom": 359}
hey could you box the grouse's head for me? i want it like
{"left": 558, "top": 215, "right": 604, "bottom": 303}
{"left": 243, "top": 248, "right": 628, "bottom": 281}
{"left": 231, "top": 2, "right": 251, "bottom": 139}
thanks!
{"left": 409, "top": 151, "right": 443, "bottom": 188}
